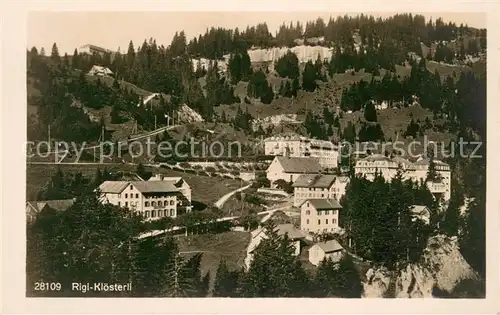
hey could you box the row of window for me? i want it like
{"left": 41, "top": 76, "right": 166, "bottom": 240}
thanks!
{"left": 146, "top": 200, "right": 175, "bottom": 207}
{"left": 118, "top": 200, "right": 176, "bottom": 207}
{"left": 305, "top": 210, "right": 337, "bottom": 216}
{"left": 144, "top": 209, "right": 175, "bottom": 218}
{"left": 297, "top": 193, "right": 338, "bottom": 199}
{"left": 119, "top": 193, "right": 139, "bottom": 199}
{"left": 305, "top": 218, "right": 337, "bottom": 225}
{"left": 118, "top": 193, "right": 176, "bottom": 200}
{"left": 296, "top": 187, "right": 341, "bottom": 192}
{"left": 304, "top": 227, "right": 337, "bottom": 232}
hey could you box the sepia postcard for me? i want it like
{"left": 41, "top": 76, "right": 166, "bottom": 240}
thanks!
{"left": 1, "top": 0, "right": 499, "bottom": 314}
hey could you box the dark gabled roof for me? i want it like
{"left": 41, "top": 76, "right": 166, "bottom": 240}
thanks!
{"left": 293, "top": 174, "right": 347, "bottom": 188}
{"left": 276, "top": 223, "right": 307, "bottom": 239}
{"left": 275, "top": 156, "right": 321, "bottom": 174}
{"left": 302, "top": 199, "right": 342, "bottom": 210}
{"left": 26, "top": 199, "right": 75, "bottom": 213}
{"left": 316, "top": 239, "right": 343, "bottom": 253}
{"left": 253, "top": 223, "right": 306, "bottom": 242}
{"left": 410, "top": 205, "right": 430, "bottom": 215}
{"left": 129, "top": 181, "right": 178, "bottom": 193}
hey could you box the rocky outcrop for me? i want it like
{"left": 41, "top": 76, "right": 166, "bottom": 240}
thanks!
{"left": 362, "top": 235, "right": 479, "bottom": 298}
{"left": 245, "top": 45, "right": 333, "bottom": 64}
{"left": 176, "top": 104, "right": 204, "bottom": 123}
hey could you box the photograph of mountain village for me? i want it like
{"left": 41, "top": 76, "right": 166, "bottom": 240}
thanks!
{"left": 25, "top": 12, "right": 486, "bottom": 298}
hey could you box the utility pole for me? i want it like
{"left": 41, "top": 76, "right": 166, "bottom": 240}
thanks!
{"left": 48, "top": 124, "right": 51, "bottom": 151}
{"left": 154, "top": 115, "right": 157, "bottom": 130}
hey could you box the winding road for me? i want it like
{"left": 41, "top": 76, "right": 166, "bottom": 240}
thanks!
{"left": 214, "top": 184, "right": 252, "bottom": 209}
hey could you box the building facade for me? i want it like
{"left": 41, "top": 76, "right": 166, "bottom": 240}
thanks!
{"left": 266, "top": 156, "right": 322, "bottom": 186}
{"left": 354, "top": 154, "right": 451, "bottom": 201}
{"left": 292, "top": 174, "right": 349, "bottom": 207}
{"left": 148, "top": 175, "right": 192, "bottom": 203}
{"left": 300, "top": 199, "right": 342, "bottom": 234}
{"left": 264, "top": 134, "right": 338, "bottom": 169}
{"left": 97, "top": 180, "right": 192, "bottom": 220}
{"left": 309, "top": 240, "right": 344, "bottom": 266}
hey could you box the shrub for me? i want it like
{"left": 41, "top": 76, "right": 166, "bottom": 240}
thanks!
{"left": 273, "top": 179, "right": 294, "bottom": 194}
{"left": 205, "top": 166, "right": 216, "bottom": 173}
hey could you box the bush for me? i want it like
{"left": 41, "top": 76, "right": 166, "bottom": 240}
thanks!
{"left": 205, "top": 166, "right": 216, "bottom": 173}
{"left": 274, "top": 179, "right": 294, "bottom": 194}
{"left": 252, "top": 176, "right": 270, "bottom": 188}
{"left": 179, "top": 162, "right": 191, "bottom": 169}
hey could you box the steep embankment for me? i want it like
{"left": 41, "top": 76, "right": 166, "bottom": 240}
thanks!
{"left": 362, "top": 235, "right": 480, "bottom": 298}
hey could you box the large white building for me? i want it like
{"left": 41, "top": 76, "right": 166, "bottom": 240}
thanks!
{"left": 300, "top": 199, "right": 342, "bottom": 234}
{"left": 354, "top": 154, "right": 451, "bottom": 201}
{"left": 292, "top": 174, "right": 349, "bottom": 207}
{"left": 264, "top": 134, "right": 339, "bottom": 169}
{"left": 97, "top": 179, "right": 192, "bottom": 220}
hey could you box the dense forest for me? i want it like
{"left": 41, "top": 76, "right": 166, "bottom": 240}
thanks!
{"left": 27, "top": 13, "right": 486, "bottom": 142}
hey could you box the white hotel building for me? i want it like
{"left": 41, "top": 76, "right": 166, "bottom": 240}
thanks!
{"left": 264, "top": 134, "right": 339, "bottom": 169}
{"left": 354, "top": 154, "right": 451, "bottom": 201}
{"left": 97, "top": 176, "right": 192, "bottom": 220}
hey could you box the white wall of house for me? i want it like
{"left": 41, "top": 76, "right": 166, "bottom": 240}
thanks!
{"left": 294, "top": 181, "right": 347, "bottom": 208}
{"left": 264, "top": 137, "right": 338, "bottom": 169}
{"left": 99, "top": 183, "right": 179, "bottom": 220}
{"left": 308, "top": 246, "right": 343, "bottom": 266}
{"left": 300, "top": 202, "right": 340, "bottom": 234}
{"left": 266, "top": 159, "right": 302, "bottom": 185}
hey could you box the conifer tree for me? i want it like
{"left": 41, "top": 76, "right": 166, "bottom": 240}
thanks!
{"left": 363, "top": 101, "right": 377, "bottom": 122}
{"left": 243, "top": 220, "right": 311, "bottom": 297}
{"left": 50, "top": 43, "right": 60, "bottom": 62}
{"left": 213, "top": 260, "right": 240, "bottom": 297}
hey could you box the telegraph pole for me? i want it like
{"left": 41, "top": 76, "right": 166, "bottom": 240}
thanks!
{"left": 48, "top": 124, "right": 51, "bottom": 151}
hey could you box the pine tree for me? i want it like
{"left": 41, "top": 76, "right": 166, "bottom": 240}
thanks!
{"left": 426, "top": 154, "right": 438, "bottom": 182}
{"left": 291, "top": 77, "right": 300, "bottom": 97}
{"left": 335, "top": 254, "right": 363, "bottom": 298}
{"left": 243, "top": 220, "right": 311, "bottom": 297}
{"left": 72, "top": 48, "right": 80, "bottom": 69}
{"left": 213, "top": 260, "right": 241, "bottom": 297}
{"left": 50, "top": 43, "right": 60, "bottom": 62}
{"left": 314, "top": 258, "right": 339, "bottom": 297}
{"left": 363, "top": 101, "right": 377, "bottom": 122}
{"left": 302, "top": 60, "right": 318, "bottom": 92}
